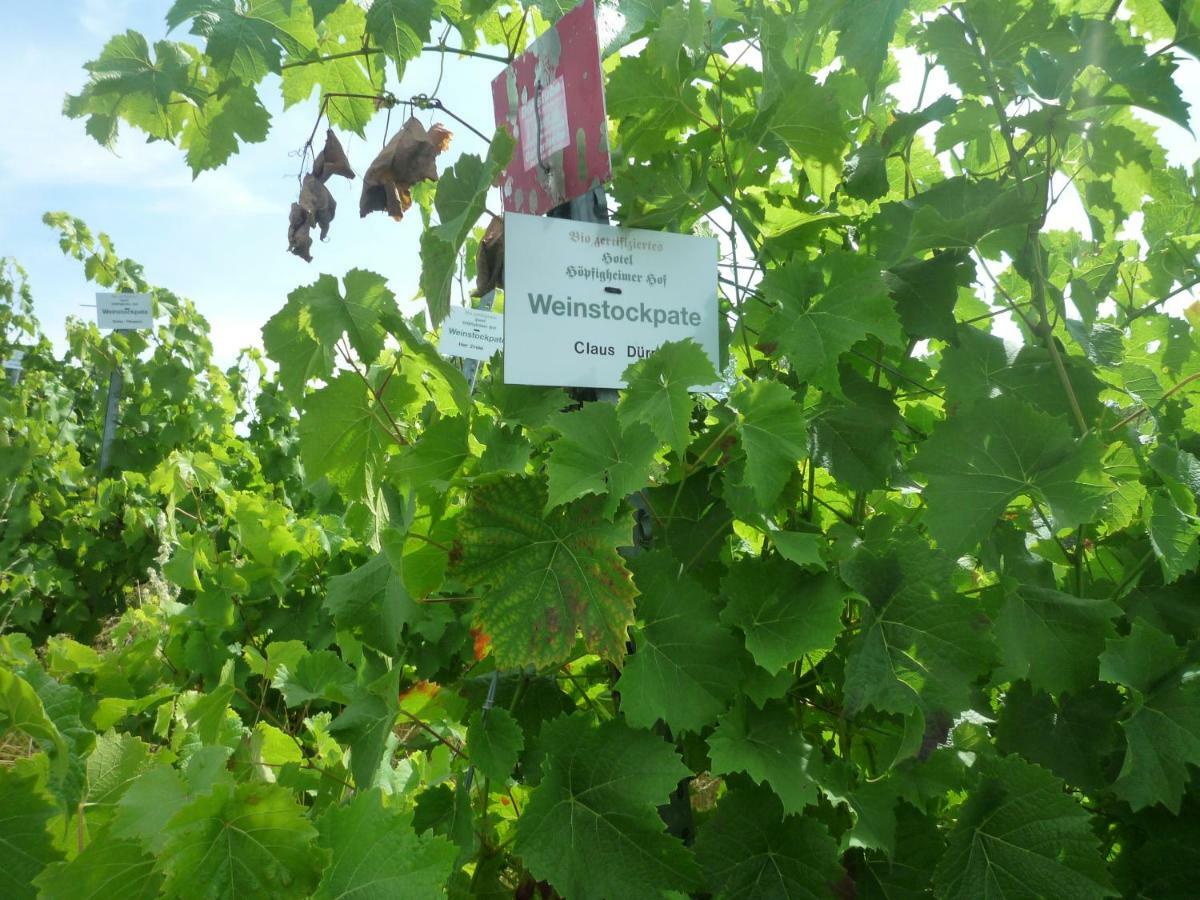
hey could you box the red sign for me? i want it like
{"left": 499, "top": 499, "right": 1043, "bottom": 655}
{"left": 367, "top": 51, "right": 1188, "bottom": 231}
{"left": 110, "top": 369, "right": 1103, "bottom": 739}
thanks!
{"left": 491, "top": 0, "right": 611, "bottom": 215}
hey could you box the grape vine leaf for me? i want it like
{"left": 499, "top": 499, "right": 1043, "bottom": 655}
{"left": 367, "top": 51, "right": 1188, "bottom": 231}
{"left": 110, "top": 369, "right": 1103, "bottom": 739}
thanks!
{"left": 731, "top": 380, "right": 808, "bottom": 510}
{"left": 849, "top": 802, "right": 946, "bottom": 900}
{"left": 168, "top": 0, "right": 316, "bottom": 83}
{"left": 811, "top": 367, "right": 902, "bottom": 492}
{"left": 764, "top": 251, "right": 901, "bottom": 392}
{"left": 453, "top": 476, "right": 637, "bottom": 669}
{"left": 282, "top": 4, "right": 381, "bottom": 135}
{"left": 388, "top": 414, "right": 470, "bottom": 493}
{"left": 64, "top": 32, "right": 199, "bottom": 146}
{"left": 995, "top": 681, "right": 1124, "bottom": 794}
{"left": 262, "top": 283, "right": 335, "bottom": 403}
{"left": 302, "top": 269, "right": 403, "bottom": 367}
{"left": 545, "top": 403, "right": 659, "bottom": 518}
{"left": 299, "top": 371, "right": 411, "bottom": 501}
{"left": 842, "top": 529, "right": 994, "bottom": 716}
{"left": 34, "top": 832, "right": 161, "bottom": 900}
{"left": 693, "top": 781, "right": 844, "bottom": 900}
{"left": 514, "top": 714, "right": 700, "bottom": 900}
{"left": 324, "top": 552, "right": 417, "bottom": 656}
{"left": 932, "top": 756, "right": 1115, "bottom": 899}
{"left": 159, "top": 780, "right": 325, "bottom": 899}
{"left": 911, "top": 396, "right": 1112, "bottom": 552}
{"left": 313, "top": 788, "right": 456, "bottom": 900}
{"left": 1146, "top": 489, "right": 1200, "bottom": 583}
{"left": 617, "top": 340, "right": 719, "bottom": 458}
{"left": 834, "top": 0, "right": 906, "bottom": 91}
{"left": 994, "top": 586, "right": 1121, "bottom": 696}
{"left": 707, "top": 701, "right": 818, "bottom": 815}
{"left": 1100, "top": 620, "right": 1200, "bottom": 812}
{"left": 466, "top": 707, "right": 524, "bottom": 783}
{"left": 180, "top": 82, "right": 270, "bottom": 175}
{"left": 0, "top": 770, "right": 62, "bottom": 900}
{"left": 719, "top": 557, "right": 846, "bottom": 674}
{"left": 365, "top": 0, "right": 437, "bottom": 77}
{"left": 614, "top": 552, "right": 745, "bottom": 733}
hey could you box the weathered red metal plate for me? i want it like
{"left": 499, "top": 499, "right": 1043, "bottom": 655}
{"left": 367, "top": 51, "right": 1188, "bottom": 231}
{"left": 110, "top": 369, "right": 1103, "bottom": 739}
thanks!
{"left": 491, "top": 0, "right": 612, "bottom": 215}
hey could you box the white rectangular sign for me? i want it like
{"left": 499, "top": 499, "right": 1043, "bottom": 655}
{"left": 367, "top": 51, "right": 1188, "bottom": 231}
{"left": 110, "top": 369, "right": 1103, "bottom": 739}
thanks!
{"left": 440, "top": 305, "right": 504, "bottom": 361}
{"left": 96, "top": 293, "right": 153, "bottom": 330}
{"left": 2, "top": 350, "right": 23, "bottom": 371}
{"left": 503, "top": 213, "right": 718, "bottom": 389}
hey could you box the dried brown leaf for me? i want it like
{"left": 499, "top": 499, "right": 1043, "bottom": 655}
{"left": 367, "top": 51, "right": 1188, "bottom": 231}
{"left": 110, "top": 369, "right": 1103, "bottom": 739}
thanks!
{"left": 359, "top": 116, "right": 453, "bottom": 221}
{"left": 313, "top": 128, "right": 355, "bottom": 182}
{"left": 473, "top": 215, "right": 504, "bottom": 297}
{"left": 288, "top": 201, "right": 313, "bottom": 262}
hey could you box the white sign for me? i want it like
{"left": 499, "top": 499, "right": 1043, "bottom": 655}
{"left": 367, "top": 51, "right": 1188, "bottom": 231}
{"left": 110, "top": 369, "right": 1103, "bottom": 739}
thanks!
{"left": 503, "top": 213, "right": 718, "bottom": 389}
{"left": 2, "top": 350, "right": 23, "bottom": 371}
{"left": 440, "top": 305, "right": 504, "bottom": 361}
{"left": 96, "top": 293, "right": 153, "bottom": 330}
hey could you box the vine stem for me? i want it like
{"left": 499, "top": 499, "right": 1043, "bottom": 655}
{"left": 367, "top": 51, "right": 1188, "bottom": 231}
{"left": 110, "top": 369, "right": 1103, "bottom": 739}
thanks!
{"left": 280, "top": 44, "right": 509, "bottom": 71}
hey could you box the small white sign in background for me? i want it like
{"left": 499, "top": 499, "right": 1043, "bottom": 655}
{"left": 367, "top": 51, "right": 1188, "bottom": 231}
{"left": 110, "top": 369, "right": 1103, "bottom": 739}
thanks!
{"left": 440, "top": 305, "right": 504, "bottom": 361}
{"left": 96, "top": 293, "right": 153, "bottom": 330}
{"left": 2, "top": 350, "right": 24, "bottom": 371}
{"left": 504, "top": 213, "right": 718, "bottom": 389}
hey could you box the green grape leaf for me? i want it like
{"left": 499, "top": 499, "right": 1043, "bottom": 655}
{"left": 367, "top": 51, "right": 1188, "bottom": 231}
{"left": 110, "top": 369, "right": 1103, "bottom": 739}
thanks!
{"left": 933, "top": 756, "right": 1115, "bottom": 899}
{"left": 1100, "top": 621, "right": 1200, "bottom": 812}
{"left": 545, "top": 403, "right": 658, "bottom": 518}
{"left": 850, "top": 802, "right": 946, "bottom": 900}
{"left": 65, "top": 32, "right": 199, "bottom": 146}
{"left": 314, "top": 788, "right": 456, "bottom": 899}
{"left": 885, "top": 249, "right": 975, "bottom": 342}
{"left": 273, "top": 650, "right": 356, "bottom": 706}
{"left": 994, "top": 586, "right": 1121, "bottom": 696}
{"left": 995, "top": 681, "right": 1125, "bottom": 794}
{"left": 707, "top": 701, "right": 818, "bottom": 815}
{"left": 299, "top": 371, "right": 411, "bottom": 502}
{"left": 1146, "top": 489, "right": 1200, "bottom": 583}
{"left": 870, "top": 176, "right": 1041, "bottom": 265}
{"left": 731, "top": 380, "right": 808, "bottom": 510}
{"left": 466, "top": 707, "right": 524, "bottom": 782}
{"left": 911, "top": 397, "right": 1112, "bottom": 552}
{"left": 85, "top": 731, "right": 154, "bottom": 818}
{"left": 615, "top": 552, "right": 745, "bottom": 732}
{"left": 365, "top": 0, "right": 437, "bottom": 77}
{"left": 262, "top": 282, "right": 335, "bottom": 403}
{"left": 720, "top": 558, "right": 846, "bottom": 674}
{"left": 0, "top": 770, "right": 63, "bottom": 900}
{"left": 0, "top": 668, "right": 68, "bottom": 770}
{"left": 159, "top": 780, "right": 325, "bottom": 898}
{"left": 693, "top": 782, "right": 845, "bottom": 900}
{"left": 834, "top": 0, "right": 906, "bottom": 91}
{"left": 617, "top": 340, "right": 719, "bottom": 458}
{"left": 388, "top": 414, "right": 470, "bottom": 493}
{"left": 171, "top": 0, "right": 316, "bottom": 83}
{"left": 324, "top": 552, "right": 417, "bottom": 655}
{"left": 765, "top": 70, "right": 851, "bottom": 169}
{"left": 842, "top": 530, "right": 994, "bottom": 716}
{"left": 180, "top": 82, "right": 270, "bottom": 175}
{"left": 811, "top": 367, "right": 902, "bottom": 492}
{"left": 764, "top": 251, "right": 901, "bottom": 392}
{"left": 454, "top": 477, "right": 637, "bottom": 669}
{"left": 515, "top": 714, "right": 700, "bottom": 900}
{"left": 34, "top": 832, "right": 161, "bottom": 900}
{"left": 282, "top": 4, "right": 380, "bottom": 135}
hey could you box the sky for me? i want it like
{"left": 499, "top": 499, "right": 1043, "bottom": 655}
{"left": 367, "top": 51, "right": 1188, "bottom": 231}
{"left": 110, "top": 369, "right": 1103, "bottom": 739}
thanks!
{"left": 2, "top": 1, "right": 501, "bottom": 365}
{"left": 3, "top": 3, "right": 1198, "bottom": 367}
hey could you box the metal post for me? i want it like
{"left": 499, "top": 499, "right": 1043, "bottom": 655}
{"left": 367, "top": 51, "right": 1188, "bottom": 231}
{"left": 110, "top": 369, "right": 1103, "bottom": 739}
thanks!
{"left": 98, "top": 330, "right": 130, "bottom": 475}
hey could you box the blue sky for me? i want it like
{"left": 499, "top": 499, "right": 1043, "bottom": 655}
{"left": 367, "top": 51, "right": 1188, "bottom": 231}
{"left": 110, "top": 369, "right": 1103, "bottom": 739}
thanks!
{"left": 4, "top": 4, "right": 1198, "bottom": 365}
{"left": 3, "top": 1, "right": 501, "bottom": 364}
